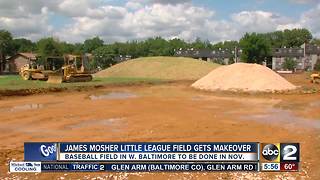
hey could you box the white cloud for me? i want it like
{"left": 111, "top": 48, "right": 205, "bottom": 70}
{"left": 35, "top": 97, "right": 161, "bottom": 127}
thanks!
{"left": 55, "top": 0, "right": 320, "bottom": 43}
{"left": 0, "top": 0, "right": 319, "bottom": 42}
{"left": 148, "top": 0, "right": 192, "bottom": 4}
{"left": 289, "top": 0, "right": 319, "bottom": 4}
{"left": 231, "top": 11, "right": 292, "bottom": 34}
{"left": 276, "top": 3, "right": 320, "bottom": 37}
{"left": 300, "top": 4, "right": 320, "bottom": 37}
{"left": 0, "top": 0, "right": 53, "bottom": 40}
{"left": 277, "top": 23, "right": 302, "bottom": 30}
{"left": 57, "top": 0, "right": 105, "bottom": 18}
{"left": 56, "top": 5, "right": 131, "bottom": 43}
{"left": 125, "top": 1, "right": 144, "bottom": 10}
{"left": 57, "top": 2, "right": 222, "bottom": 42}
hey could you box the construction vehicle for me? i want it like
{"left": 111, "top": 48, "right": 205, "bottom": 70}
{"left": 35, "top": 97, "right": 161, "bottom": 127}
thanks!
{"left": 47, "top": 54, "right": 93, "bottom": 83}
{"left": 19, "top": 56, "right": 64, "bottom": 81}
{"left": 311, "top": 73, "right": 320, "bottom": 83}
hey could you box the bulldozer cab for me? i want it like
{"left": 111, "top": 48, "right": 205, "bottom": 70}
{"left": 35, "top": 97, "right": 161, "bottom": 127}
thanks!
{"left": 21, "top": 57, "right": 40, "bottom": 70}
{"left": 44, "top": 56, "right": 64, "bottom": 71}
{"left": 64, "top": 54, "right": 89, "bottom": 73}
{"left": 28, "top": 61, "right": 37, "bottom": 69}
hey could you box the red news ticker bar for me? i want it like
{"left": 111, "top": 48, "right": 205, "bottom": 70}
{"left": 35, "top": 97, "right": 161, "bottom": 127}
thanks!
{"left": 280, "top": 162, "right": 299, "bottom": 171}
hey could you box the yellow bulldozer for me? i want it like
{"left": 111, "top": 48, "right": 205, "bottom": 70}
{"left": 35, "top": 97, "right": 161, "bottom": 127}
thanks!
{"left": 47, "top": 55, "right": 92, "bottom": 83}
{"left": 20, "top": 55, "right": 92, "bottom": 83}
{"left": 19, "top": 56, "right": 64, "bottom": 81}
{"left": 311, "top": 73, "right": 320, "bottom": 83}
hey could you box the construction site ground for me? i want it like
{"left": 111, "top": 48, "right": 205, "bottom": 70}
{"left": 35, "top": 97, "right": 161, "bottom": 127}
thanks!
{"left": 0, "top": 73, "right": 319, "bottom": 179}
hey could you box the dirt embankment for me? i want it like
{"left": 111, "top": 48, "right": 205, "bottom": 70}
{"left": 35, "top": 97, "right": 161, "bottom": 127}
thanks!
{"left": 95, "top": 56, "right": 220, "bottom": 80}
{"left": 192, "top": 63, "right": 297, "bottom": 92}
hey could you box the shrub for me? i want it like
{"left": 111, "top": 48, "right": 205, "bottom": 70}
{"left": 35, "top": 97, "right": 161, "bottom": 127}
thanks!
{"left": 282, "top": 58, "right": 297, "bottom": 71}
{"left": 314, "top": 59, "right": 320, "bottom": 71}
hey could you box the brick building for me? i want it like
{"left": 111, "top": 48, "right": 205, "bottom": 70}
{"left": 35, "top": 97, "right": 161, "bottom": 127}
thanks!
{"left": 272, "top": 43, "right": 320, "bottom": 71}
{"left": 5, "top": 53, "right": 38, "bottom": 73}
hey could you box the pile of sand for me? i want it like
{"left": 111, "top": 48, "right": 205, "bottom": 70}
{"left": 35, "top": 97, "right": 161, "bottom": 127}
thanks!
{"left": 95, "top": 56, "right": 220, "bottom": 80}
{"left": 192, "top": 63, "right": 296, "bottom": 92}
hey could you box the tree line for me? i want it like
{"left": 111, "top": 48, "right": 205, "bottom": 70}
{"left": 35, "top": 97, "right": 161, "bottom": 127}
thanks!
{"left": 0, "top": 28, "right": 319, "bottom": 70}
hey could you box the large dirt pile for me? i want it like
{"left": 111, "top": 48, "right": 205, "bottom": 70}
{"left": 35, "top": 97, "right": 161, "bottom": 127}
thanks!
{"left": 95, "top": 56, "right": 220, "bottom": 80}
{"left": 192, "top": 63, "right": 296, "bottom": 92}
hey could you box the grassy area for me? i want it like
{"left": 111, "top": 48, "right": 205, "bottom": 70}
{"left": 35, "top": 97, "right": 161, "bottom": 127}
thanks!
{"left": 95, "top": 56, "right": 220, "bottom": 80}
{"left": 0, "top": 75, "right": 163, "bottom": 90}
{"left": 0, "top": 56, "right": 219, "bottom": 93}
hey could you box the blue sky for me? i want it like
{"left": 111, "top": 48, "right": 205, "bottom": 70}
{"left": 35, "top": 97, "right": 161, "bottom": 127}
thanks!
{"left": 0, "top": 0, "right": 319, "bottom": 42}
{"left": 109, "top": 0, "right": 316, "bottom": 19}
{"left": 197, "top": 0, "right": 313, "bottom": 19}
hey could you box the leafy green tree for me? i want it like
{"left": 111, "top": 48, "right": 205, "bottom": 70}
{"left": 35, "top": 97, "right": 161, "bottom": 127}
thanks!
{"left": 36, "top": 37, "right": 62, "bottom": 64}
{"left": 212, "top": 40, "right": 239, "bottom": 50}
{"left": 144, "top": 37, "right": 170, "bottom": 56}
{"left": 168, "top": 38, "right": 188, "bottom": 55}
{"left": 128, "top": 40, "right": 149, "bottom": 58}
{"left": 263, "top": 31, "right": 285, "bottom": 48}
{"left": 92, "top": 45, "right": 116, "bottom": 68}
{"left": 83, "top": 37, "right": 104, "bottom": 53}
{"left": 311, "top": 38, "right": 320, "bottom": 46}
{"left": 283, "top": 28, "right": 312, "bottom": 47}
{"left": 282, "top": 58, "right": 297, "bottom": 71}
{"left": 60, "top": 42, "right": 76, "bottom": 54}
{"left": 73, "top": 43, "right": 84, "bottom": 54}
{"left": 263, "top": 29, "right": 312, "bottom": 48}
{"left": 122, "top": 41, "right": 138, "bottom": 58}
{"left": 0, "top": 30, "right": 13, "bottom": 71}
{"left": 191, "top": 37, "right": 207, "bottom": 49}
{"left": 12, "top": 38, "right": 35, "bottom": 53}
{"left": 37, "top": 37, "right": 62, "bottom": 57}
{"left": 314, "top": 58, "right": 320, "bottom": 71}
{"left": 239, "top": 33, "right": 271, "bottom": 64}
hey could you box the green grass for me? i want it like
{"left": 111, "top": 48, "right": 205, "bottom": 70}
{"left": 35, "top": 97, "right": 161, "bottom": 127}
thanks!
{"left": 0, "top": 75, "right": 163, "bottom": 91}
{"left": 95, "top": 56, "right": 220, "bottom": 80}
{"left": 0, "top": 57, "right": 219, "bottom": 92}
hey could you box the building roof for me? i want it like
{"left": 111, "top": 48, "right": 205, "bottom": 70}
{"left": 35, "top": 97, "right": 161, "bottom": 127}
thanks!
{"left": 7, "top": 52, "right": 38, "bottom": 61}
{"left": 272, "top": 47, "right": 304, "bottom": 57}
{"left": 19, "top": 53, "right": 38, "bottom": 60}
{"left": 114, "top": 55, "right": 132, "bottom": 62}
{"left": 305, "top": 44, "right": 320, "bottom": 55}
{"left": 175, "top": 48, "right": 240, "bottom": 58}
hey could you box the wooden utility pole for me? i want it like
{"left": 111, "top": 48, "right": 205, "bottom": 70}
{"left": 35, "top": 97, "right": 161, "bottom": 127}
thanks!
{"left": 234, "top": 46, "right": 237, "bottom": 63}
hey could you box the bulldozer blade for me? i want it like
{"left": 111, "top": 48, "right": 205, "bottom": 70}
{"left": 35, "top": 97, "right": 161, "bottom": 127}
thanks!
{"left": 31, "top": 73, "right": 47, "bottom": 80}
{"left": 47, "top": 75, "right": 63, "bottom": 84}
{"left": 66, "top": 75, "right": 93, "bottom": 82}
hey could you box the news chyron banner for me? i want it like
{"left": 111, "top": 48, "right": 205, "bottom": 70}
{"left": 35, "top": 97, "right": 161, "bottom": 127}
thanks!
{"left": 9, "top": 142, "right": 299, "bottom": 173}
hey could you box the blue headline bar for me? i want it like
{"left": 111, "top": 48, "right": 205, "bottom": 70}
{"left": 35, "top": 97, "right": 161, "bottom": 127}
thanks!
{"left": 59, "top": 142, "right": 258, "bottom": 153}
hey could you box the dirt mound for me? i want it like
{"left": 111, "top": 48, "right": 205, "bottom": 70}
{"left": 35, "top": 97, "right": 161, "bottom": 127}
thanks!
{"left": 192, "top": 63, "right": 297, "bottom": 92}
{"left": 95, "top": 56, "right": 220, "bottom": 80}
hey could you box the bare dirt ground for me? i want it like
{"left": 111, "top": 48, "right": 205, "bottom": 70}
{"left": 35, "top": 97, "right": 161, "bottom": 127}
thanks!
{"left": 0, "top": 73, "right": 319, "bottom": 179}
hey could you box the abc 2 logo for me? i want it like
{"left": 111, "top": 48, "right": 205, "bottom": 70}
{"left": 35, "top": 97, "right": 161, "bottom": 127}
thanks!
{"left": 261, "top": 143, "right": 300, "bottom": 162}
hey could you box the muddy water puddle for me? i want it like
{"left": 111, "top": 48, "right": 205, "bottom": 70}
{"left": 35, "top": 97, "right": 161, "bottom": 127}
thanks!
{"left": 241, "top": 108, "right": 320, "bottom": 130}
{"left": 192, "top": 94, "right": 320, "bottom": 130}
{"left": 10, "top": 103, "right": 43, "bottom": 112}
{"left": 89, "top": 91, "right": 138, "bottom": 100}
{"left": 67, "top": 118, "right": 126, "bottom": 132}
{"left": 309, "top": 100, "right": 320, "bottom": 107}
{"left": 0, "top": 101, "right": 62, "bottom": 112}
